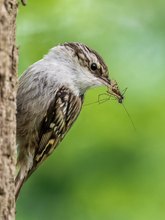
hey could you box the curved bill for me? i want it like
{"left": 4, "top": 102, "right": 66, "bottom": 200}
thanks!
{"left": 100, "top": 77, "right": 124, "bottom": 104}
{"left": 107, "top": 80, "right": 124, "bottom": 103}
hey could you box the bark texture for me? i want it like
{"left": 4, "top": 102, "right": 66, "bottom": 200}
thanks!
{"left": 0, "top": 0, "right": 18, "bottom": 219}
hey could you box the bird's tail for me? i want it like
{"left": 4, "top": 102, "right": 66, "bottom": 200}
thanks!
{"left": 15, "top": 169, "right": 26, "bottom": 201}
{"left": 15, "top": 164, "right": 38, "bottom": 200}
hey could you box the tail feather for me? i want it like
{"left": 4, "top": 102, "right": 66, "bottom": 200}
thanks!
{"left": 15, "top": 165, "right": 38, "bottom": 200}
{"left": 15, "top": 170, "right": 26, "bottom": 201}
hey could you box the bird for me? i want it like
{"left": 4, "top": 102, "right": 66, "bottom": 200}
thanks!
{"left": 15, "top": 42, "right": 123, "bottom": 200}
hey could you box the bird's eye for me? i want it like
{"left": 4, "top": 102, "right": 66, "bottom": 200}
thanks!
{"left": 91, "top": 63, "right": 97, "bottom": 71}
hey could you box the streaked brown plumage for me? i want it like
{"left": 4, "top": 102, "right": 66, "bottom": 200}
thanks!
{"left": 15, "top": 42, "right": 123, "bottom": 200}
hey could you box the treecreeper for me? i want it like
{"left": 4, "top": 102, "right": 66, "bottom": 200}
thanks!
{"left": 15, "top": 42, "right": 123, "bottom": 200}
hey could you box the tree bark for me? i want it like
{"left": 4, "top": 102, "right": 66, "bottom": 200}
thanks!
{"left": 0, "top": 0, "right": 18, "bottom": 219}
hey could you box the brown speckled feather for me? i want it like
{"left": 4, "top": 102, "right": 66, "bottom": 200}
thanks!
{"left": 27, "top": 86, "right": 84, "bottom": 178}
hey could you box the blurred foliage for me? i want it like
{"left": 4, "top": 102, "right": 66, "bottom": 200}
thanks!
{"left": 16, "top": 0, "right": 165, "bottom": 219}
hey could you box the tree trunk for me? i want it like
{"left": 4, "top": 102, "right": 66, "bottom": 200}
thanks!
{"left": 0, "top": 0, "right": 18, "bottom": 219}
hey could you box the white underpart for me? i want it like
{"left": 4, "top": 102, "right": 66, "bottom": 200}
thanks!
{"left": 41, "top": 45, "right": 104, "bottom": 95}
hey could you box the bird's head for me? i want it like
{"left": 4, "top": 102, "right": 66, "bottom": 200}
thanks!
{"left": 46, "top": 42, "right": 123, "bottom": 102}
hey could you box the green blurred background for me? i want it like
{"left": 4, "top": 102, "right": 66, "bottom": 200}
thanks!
{"left": 16, "top": 0, "right": 165, "bottom": 219}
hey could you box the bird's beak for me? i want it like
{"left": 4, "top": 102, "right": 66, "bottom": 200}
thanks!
{"left": 100, "top": 77, "right": 124, "bottom": 104}
{"left": 99, "top": 77, "right": 111, "bottom": 87}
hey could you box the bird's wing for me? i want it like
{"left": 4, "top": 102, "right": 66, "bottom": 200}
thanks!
{"left": 28, "top": 86, "right": 84, "bottom": 177}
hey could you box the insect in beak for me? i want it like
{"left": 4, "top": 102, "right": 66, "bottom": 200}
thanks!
{"left": 107, "top": 80, "right": 124, "bottom": 103}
